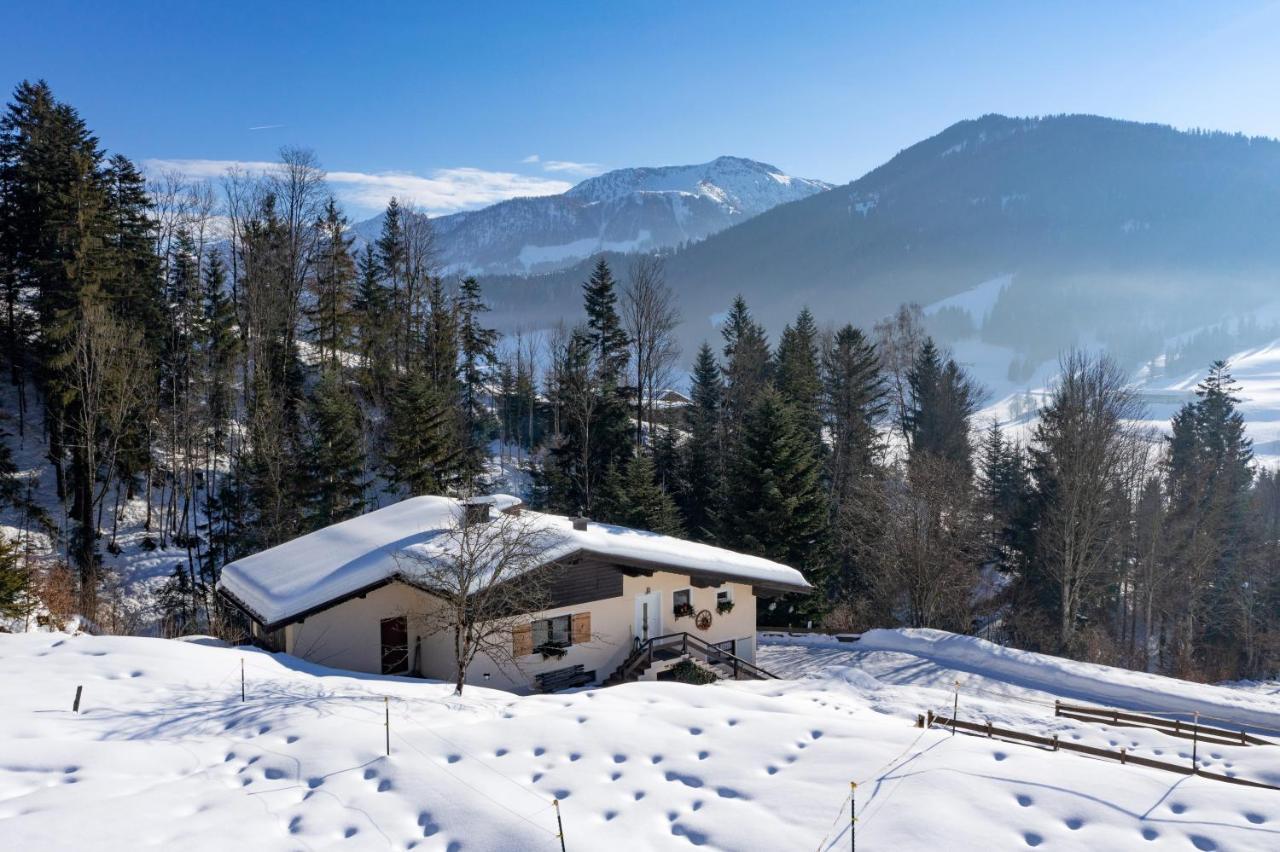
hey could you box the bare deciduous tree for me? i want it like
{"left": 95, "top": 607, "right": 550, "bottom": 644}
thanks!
{"left": 397, "top": 507, "right": 554, "bottom": 695}
{"left": 873, "top": 302, "right": 925, "bottom": 444}
{"left": 1031, "top": 350, "right": 1152, "bottom": 651}
{"left": 623, "top": 256, "right": 680, "bottom": 446}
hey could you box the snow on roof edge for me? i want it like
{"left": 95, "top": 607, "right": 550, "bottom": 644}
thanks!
{"left": 217, "top": 496, "right": 810, "bottom": 627}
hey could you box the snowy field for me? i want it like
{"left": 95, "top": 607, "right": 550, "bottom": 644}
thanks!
{"left": 2, "top": 630, "right": 1278, "bottom": 850}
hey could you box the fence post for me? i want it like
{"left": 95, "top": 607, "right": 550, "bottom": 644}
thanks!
{"left": 384, "top": 696, "right": 390, "bottom": 757}
{"left": 1052, "top": 734, "right": 1059, "bottom": 752}
{"left": 916, "top": 714, "right": 925, "bottom": 729}
{"left": 553, "top": 798, "right": 566, "bottom": 852}
{"left": 850, "top": 781, "right": 857, "bottom": 851}
{"left": 1054, "top": 699, "right": 1060, "bottom": 718}
{"left": 951, "top": 680, "right": 959, "bottom": 736}
{"left": 1120, "top": 748, "right": 1126, "bottom": 765}
{"left": 241, "top": 658, "right": 245, "bottom": 703}
{"left": 1191, "top": 712, "right": 1199, "bottom": 773}
{"left": 72, "top": 685, "right": 83, "bottom": 713}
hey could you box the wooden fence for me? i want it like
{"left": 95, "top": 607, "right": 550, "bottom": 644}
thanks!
{"left": 1053, "top": 700, "right": 1274, "bottom": 747}
{"left": 920, "top": 710, "right": 1280, "bottom": 792}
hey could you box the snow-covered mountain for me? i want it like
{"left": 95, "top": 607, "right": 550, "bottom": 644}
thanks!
{"left": 352, "top": 156, "right": 831, "bottom": 275}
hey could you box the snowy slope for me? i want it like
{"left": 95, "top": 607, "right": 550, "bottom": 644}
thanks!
{"left": 3, "top": 630, "right": 1278, "bottom": 850}
{"left": 351, "top": 157, "right": 830, "bottom": 275}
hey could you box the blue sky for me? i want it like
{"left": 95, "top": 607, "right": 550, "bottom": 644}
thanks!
{"left": 4, "top": 1, "right": 1279, "bottom": 218}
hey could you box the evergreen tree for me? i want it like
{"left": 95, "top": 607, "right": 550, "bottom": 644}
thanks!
{"left": 722, "top": 388, "right": 829, "bottom": 591}
{"left": 384, "top": 369, "right": 464, "bottom": 496}
{"left": 304, "top": 368, "right": 368, "bottom": 528}
{"left": 582, "top": 258, "right": 629, "bottom": 381}
{"left": 307, "top": 197, "right": 356, "bottom": 367}
{"left": 1165, "top": 360, "right": 1255, "bottom": 674}
{"left": 905, "top": 339, "right": 979, "bottom": 473}
{"left": 353, "top": 245, "right": 394, "bottom": 405}
{"left": 457, "top": 275, "right": 498, "bottom": 448}
{"left": 821, "top": 324, "right": 886, "bottom": 601}
{"left": 720, "top": 296, "right": 772, "bottom": 436}
{"left": 774, "top": 307, "right": 823, "bottom": 449}
{"left": 613, "top": 453, "right": 683, "bottom": 536}
{"left": 679, "top": 342, "right": 723, "bottom": 541}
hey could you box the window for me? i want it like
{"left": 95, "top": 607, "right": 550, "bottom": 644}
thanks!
{"left": 531, "top": 614, "right": 573, "bottom": 648}
{"left": 716, "top": 589, "right": 735, "bottom": 614}
{"left": 672, "top": 588, "right": 693, "bottom": 617}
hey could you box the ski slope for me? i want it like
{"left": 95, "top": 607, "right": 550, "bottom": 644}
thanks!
{"left": 2, "top": 630, "right": 1278, "bottom": 850}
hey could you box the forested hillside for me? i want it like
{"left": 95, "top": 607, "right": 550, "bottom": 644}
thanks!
{"left": 2, "top": 82, "right": 1278, "bottom": 682}
{"left": 479, "top": 114, "right": 1280, "bottom": 366}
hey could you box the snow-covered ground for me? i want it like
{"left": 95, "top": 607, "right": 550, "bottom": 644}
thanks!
{"left": 3, "top": 629, "right": 1278, "bottom": 850}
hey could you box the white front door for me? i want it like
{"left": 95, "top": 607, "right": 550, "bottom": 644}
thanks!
{"left": 634, "top": 591, "right": 661, "bottom": 643}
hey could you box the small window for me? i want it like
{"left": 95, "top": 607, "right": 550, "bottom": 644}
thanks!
{"left": 716, "top": 589, "right": 735, "bottom": 614}
{"left": 672, "top": 588, "right": 692, "bottom": 617}
{"left": 531, "top": 614, "right": 573, "bottom": 648}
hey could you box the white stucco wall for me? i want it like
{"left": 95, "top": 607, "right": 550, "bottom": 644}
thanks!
{"left": 282, "top": 570, "right": 760, "bottom": 694}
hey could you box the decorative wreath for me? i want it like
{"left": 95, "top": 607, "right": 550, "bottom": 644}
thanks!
{"left": 694, "top": 609, "right": 713, "bottom": 631}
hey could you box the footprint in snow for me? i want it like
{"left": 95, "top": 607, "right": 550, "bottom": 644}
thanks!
{"left": 1015, "top": 794, "right": 1033, "bottom": 807}
{"left": 1023, "top": 831, "right": 1043, "bottom": 847}
{"left": 1141, "top": 827, "right": 1159, "bottom": 841}
{"left": 1065, "top": 818, "right": 1084, "bottom": 830}
{"left": 1188, "top": 836, "right": 1217, "bottom": 851}
{"left": 1243, "top": 812, "right": 1265, "bottom": 824}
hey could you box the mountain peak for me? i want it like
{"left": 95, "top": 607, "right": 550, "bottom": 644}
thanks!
{"left": 564, "top": 156, "right": 830, "bottom": 211}
{"left": 360, "top": 155, "right": 831, "bottom": 275}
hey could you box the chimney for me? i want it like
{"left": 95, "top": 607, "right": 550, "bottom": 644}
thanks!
{"left": 462, "top": 499, "right": 492, "bottom": 527}
{"left": 571, "top": 516, "right": 589, "bottom": 531}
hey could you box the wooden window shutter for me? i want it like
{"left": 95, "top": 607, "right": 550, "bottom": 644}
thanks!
{"left": 571, "top": 612, "right": 591, "bottom": 645}
{"left": 512, "top": 623, "right": 533, "bottom": 657}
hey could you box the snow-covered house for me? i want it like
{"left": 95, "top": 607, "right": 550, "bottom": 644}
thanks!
{"left": 216, "top": 495, "right": 810, "bottom": 692}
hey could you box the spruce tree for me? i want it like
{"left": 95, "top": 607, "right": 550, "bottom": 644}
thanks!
{"left": 457, "top": 275, "right": 498, "bottom": 448}
{"left": 720, "top": 296, "right": 771, "bottom": 437}
{"left": 722, "top": 388, "right": 829, "bottom": 588}
{"left": 775, "top": 307, "right": 823, "bottom": 449}
{"left": 304, "top": 368, "right": 368, "bottom": 528}
{"left": 582, "top": 258, "right": 629, "bottom": 381}
{"left": 615, "top": 453, "right": 683, "bottom": 536}
{"left": 821, "top": 324, "right": 886, "bottom": 601}
{"left": 905, "top": 338, "right": 979, "bottom": 473}
{"left": 307, "top": 197, "right": 356, "bottom": 367}
{"left": 384, "top": 368, "right": 464, "bottom": 496}
{"left": 679, "top": 342, "right": 723, "bottom": 541}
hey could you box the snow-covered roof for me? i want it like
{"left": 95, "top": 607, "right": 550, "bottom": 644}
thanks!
{"left": 217, "top": 495, "right": 811, "bottom": 628}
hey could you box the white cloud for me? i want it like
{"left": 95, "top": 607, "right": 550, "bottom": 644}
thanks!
{"left": 541, "top": 160, "right": 605, "bottom": 176}
{"left": 141, "top": 158, "right": 573, "bottom": 216}
{"left": 521, "top": 154, "right": 541, "bottom": 164}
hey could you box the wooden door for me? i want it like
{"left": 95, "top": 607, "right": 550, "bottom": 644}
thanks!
{"left": 380, "top": 616, "right": 408, "bottom": 674}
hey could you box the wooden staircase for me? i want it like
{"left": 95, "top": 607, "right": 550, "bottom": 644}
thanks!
{"left": 602, "top": 632, "right": 779, "bottom": 686}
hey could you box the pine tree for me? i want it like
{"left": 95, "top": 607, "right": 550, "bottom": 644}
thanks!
{"left": 1165, "top": 360, "right": 1255, "bottom": 674}
{"left": 614, "top": 453, "right": 683, "bottom": 535}
{"left": 307, "top": 197, "right": 356, "bottom": 367}
{"left": 722, "top": 388, "right": 829, "bottom": 587}
{"left": 384, "top": 368, "right": 464, "bottom": 496}
{"left": 457, "top": 275, "right": 498, "bottom": 449}
{"left": 775, "top": 307, "right": 822, "bottom": 449}
{"left": 304, "top": 368, "right": 368, "bottom": 528}
{"left": 905, "top": 339, "right": 979, "bottom": 473}
{"left": 821, "top": 324, "right": 886, "bottom": 601}
{"left": 679, "top": 342, "right": 723, "bottom": 541}
{"left": 0, "top": 532, "right": 33, "bottom": 620}
{"left": 582, "top": 258, "right": 629, "bottom": 381}
{"left": 353, "top": 245, "right": 393, "bottom": 405}
{"left": 720, "top": 296, "right": 771, "bottom": 437}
